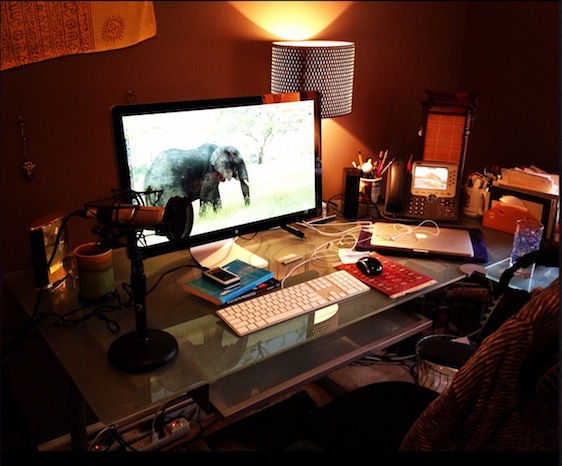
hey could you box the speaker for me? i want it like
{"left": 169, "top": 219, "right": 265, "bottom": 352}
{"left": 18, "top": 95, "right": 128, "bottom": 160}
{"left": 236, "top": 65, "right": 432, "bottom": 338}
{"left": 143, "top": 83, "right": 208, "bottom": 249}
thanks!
{"left": 342, "top": 168, "right": 361, "bottom": 219}
{"left": 29, "top": 213, "right": 70, "bottom": 289}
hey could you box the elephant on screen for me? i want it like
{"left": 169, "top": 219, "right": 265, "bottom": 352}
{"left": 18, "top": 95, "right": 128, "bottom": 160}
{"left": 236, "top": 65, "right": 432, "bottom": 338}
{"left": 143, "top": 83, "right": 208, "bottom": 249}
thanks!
{"left": 144, "top": 143, "right": 250, "bottom": 216}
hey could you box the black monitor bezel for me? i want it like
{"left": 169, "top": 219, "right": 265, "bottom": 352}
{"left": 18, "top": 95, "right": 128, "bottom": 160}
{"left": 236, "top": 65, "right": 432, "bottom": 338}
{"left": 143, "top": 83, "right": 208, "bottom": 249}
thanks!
{"left": 110, "top": 91, "right": 322, "bottom": 259}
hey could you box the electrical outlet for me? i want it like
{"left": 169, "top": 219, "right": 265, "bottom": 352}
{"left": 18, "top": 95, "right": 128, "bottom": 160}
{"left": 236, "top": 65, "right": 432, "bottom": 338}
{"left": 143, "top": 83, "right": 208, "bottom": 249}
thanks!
{"left": 131, "top": 417, "right": 191, "bottom": 451}
{"left": 104, "top": 426, "right": 149, "bottom": 451}
{"left": 131, "top": 433, "right": 157, "bottom": 452}
{"left": 121, "top": 427, "right": 151, "bottom": 445}
{"left": 90, "top": 425, "right": 148, "bottom": 452}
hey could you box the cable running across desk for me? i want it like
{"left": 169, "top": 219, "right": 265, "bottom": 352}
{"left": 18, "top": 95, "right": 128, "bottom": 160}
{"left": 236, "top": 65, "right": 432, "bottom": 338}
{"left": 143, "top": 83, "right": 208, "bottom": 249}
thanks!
{"left": 217, "top": 270, "right": 371, "bottom": 336}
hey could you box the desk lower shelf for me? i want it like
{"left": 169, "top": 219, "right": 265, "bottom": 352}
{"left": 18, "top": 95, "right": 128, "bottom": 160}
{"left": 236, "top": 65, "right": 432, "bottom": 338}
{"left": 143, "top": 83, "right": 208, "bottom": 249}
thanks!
{"left": 209, "top": 306, "right": 431, "bottom": 420}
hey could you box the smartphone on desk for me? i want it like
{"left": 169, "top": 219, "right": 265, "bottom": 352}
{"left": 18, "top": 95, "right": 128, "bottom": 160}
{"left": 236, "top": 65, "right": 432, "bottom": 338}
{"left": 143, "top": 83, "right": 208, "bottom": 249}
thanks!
{"left": 203, "top": 267, "right": 241, "bottom": 289}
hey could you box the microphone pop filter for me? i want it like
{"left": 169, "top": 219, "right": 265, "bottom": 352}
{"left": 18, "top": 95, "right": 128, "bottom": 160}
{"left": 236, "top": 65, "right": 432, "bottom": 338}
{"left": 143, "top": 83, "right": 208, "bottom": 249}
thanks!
{"left": 160, "top": 196, "right": 193, "bottom": 242}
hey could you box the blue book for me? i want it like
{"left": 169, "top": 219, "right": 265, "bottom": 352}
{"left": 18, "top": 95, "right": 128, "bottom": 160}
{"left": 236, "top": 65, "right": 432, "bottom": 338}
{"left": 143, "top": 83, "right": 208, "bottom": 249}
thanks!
{"left": 219, "top": 278, "right": 281, "bottom": 308}
{"left": 182, "top": 259, "right": 274, "bottom": 306}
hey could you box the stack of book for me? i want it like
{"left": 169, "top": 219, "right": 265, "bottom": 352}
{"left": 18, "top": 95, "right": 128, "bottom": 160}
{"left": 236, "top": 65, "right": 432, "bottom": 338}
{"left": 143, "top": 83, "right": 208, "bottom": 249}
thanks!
{"left": 183, "top": 259, "right": 279, "bottom": 306}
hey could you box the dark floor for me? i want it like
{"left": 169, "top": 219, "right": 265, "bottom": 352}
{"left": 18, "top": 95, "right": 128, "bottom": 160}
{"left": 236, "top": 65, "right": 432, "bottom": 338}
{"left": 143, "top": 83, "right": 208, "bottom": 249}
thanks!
{"left": 200, "top": 391, "right": 320, "bottom": 451}
{"left": 1, "top": 370, "right": 37, "bottom": 452}
{"left": 1, "top": 329, "right": 100, "bottom": 453}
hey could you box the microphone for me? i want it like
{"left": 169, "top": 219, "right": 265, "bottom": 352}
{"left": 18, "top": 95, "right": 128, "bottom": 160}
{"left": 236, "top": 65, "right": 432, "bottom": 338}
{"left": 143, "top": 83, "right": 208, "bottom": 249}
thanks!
{"left": 84, "top": 196, "right": 193, "bottom": 242}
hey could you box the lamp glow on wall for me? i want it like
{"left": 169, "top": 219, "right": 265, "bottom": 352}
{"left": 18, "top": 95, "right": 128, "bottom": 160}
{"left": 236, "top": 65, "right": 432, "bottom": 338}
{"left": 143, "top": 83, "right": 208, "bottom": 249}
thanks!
{"left": 271, "top": 41, "right": 355, "bottom": 118}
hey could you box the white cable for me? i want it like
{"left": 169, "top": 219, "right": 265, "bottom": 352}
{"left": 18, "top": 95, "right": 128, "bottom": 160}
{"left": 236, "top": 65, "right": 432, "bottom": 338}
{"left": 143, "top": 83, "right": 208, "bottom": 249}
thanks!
{"left": 372, "top": 219, "right": 441, "bottom": 241}
{"left": 414, "top": 219, "right": 440, "bottom": 234}
{"left": 297, "top": 220, "right": 372, "bottom": 238}
{"left": 281, "top": 227, "right": 365, "bottom": 287}
{"left": 281, "top": 257, "right": 314, "bottom": 288}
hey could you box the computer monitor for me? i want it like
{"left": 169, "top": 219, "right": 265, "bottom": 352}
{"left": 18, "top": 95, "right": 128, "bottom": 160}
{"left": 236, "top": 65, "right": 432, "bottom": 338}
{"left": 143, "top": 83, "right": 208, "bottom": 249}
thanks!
{"left": 111, "top": 91, "right": 322, "bottom": 268}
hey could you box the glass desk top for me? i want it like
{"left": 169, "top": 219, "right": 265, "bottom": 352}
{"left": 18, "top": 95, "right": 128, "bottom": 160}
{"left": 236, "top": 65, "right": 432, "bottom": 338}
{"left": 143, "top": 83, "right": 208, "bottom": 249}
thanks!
{"left": 3, "top": 220, "right": 527, "bottom": 425}
{"left": 485, "top": 258, "right": 559, "bottom": 292}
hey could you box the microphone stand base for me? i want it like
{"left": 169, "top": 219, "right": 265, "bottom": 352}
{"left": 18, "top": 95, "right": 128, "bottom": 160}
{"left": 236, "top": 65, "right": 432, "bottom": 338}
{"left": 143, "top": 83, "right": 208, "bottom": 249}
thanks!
{"left": 107, "top": 329, "right": 178, "bottom": 373}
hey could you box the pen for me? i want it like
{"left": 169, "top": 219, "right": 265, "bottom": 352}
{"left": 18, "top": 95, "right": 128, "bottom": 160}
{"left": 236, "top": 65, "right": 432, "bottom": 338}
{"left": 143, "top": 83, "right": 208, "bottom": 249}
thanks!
{"left": 379, "top": 158, "right": 395, "bottom": 177}
{"left": 377, "top": 150, "right": 388, "bottom": 177}
{"left": 357, "top": 149, "right": 363, "bottom": 167}
{"left": 374, "top": 151, "right": 383, "bottom": 176}
{"left": 406, "top": 154, "right": 413, "bottom": 173}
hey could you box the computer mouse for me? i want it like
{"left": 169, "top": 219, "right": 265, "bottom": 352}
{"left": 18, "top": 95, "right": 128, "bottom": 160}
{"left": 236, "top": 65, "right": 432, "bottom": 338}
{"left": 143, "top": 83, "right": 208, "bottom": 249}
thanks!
{"left": 356, "top": 256, "right": 383, "bottom": 276}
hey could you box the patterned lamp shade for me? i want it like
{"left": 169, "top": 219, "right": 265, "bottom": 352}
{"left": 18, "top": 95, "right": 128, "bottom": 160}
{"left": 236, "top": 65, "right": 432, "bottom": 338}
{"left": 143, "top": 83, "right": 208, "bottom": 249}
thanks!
{"left": 271, "top": 41, "right": 355, "bottom": 118}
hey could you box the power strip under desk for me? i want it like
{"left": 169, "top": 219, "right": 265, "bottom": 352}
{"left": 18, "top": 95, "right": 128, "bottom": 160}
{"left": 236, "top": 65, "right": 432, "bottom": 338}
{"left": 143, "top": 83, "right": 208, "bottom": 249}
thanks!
{"left": 90, "top": 417, "right": 191, "bottom": 452}
{"left": 128, "top": 417, "right": 191, "bottom": 451}
{"left": 86, "top": 398, "right": 197, "bottom": 452}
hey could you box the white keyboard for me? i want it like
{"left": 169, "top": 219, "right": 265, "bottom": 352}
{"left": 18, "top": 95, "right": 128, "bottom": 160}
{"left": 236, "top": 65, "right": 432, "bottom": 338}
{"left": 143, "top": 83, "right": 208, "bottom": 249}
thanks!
{"left": 216, "top": 270, "right": 371, "bottom": 336}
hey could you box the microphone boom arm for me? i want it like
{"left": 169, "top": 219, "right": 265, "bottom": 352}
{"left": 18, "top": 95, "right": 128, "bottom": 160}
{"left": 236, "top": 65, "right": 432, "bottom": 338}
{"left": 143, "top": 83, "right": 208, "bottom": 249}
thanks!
{"left": 127, "top": 230, "right": 148, "bottom": 341}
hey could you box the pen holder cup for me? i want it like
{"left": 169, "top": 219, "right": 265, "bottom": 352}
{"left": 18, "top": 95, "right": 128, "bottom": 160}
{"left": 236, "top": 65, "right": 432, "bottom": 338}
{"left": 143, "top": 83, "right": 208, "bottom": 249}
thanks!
{"left": 360, "top": 177, "right": 382, "bottom": 204}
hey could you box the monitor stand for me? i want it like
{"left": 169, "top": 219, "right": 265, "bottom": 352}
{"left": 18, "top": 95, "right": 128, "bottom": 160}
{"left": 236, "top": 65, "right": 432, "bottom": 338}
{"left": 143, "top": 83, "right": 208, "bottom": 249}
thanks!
{"left": 190, "top": 238, "right": 268, "bottom": 269}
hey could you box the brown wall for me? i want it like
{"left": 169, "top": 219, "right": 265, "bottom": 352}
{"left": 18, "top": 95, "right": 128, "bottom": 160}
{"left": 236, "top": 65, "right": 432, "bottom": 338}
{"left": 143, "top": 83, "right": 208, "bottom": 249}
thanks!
{"left": 1, "top": 1, "right": 558, "bottom": 279}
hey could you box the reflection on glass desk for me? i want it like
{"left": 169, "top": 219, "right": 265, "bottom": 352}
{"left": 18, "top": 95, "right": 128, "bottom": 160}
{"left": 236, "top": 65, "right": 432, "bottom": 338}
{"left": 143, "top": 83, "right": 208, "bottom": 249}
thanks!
{"left": 485, "top": 257, "right": 559, "bottom": 292}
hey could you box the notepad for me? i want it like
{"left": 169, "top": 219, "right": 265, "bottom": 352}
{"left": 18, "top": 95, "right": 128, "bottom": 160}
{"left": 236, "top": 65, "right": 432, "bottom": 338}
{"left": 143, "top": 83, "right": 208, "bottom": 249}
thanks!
{"left": 368, "top": 222, "right": 474, "bottom": 258}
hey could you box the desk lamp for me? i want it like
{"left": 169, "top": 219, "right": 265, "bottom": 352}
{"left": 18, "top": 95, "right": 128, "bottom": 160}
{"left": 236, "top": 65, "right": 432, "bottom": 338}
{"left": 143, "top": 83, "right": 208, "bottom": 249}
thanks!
{"left": 84, "top": 193, "right": 193, "bottom": 373}
{"left": 271, "top": 40, "right": 355, "bottom": 119}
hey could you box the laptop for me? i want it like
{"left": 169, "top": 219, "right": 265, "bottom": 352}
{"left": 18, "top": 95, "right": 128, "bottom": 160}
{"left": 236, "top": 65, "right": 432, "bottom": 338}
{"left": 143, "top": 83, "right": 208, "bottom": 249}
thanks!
{"left": 368, "top": 222, "right": 474, "bottom": 258}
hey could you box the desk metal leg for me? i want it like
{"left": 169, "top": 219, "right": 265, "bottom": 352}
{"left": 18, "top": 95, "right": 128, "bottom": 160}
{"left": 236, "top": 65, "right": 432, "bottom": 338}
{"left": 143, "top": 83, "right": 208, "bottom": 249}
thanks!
{"left": 69, "top": 381, "right": 88, "bottom": 451}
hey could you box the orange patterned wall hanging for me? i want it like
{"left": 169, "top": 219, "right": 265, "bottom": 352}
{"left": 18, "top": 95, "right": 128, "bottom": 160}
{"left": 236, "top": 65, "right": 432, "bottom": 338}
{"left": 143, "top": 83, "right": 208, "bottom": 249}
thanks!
{"left": 1, "top": 1, "right": 156, "bottom": 71}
